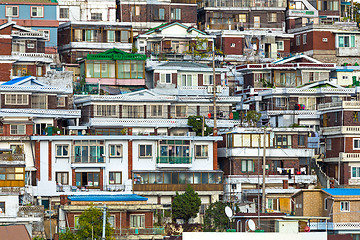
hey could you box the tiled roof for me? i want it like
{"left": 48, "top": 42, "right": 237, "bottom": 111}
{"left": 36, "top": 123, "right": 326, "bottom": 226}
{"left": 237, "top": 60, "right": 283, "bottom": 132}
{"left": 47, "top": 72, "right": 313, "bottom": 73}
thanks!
{"left": 68, "top": 194, "right": 148, "bottom": 202}
{"left": 322, "top": 188, "right": 360, "bottom": 196}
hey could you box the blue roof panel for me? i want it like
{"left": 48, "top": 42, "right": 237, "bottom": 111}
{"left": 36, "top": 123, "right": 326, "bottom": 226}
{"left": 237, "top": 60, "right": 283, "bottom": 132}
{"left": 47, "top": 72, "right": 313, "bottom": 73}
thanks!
{"left": 322, "top": 188, "right": 360, "bottom": 196}
{"left": 1, "top": 76, "right": 31, "bottom": 85}
{"left": 68, "top": 194, "right": 148, "bottom": 202}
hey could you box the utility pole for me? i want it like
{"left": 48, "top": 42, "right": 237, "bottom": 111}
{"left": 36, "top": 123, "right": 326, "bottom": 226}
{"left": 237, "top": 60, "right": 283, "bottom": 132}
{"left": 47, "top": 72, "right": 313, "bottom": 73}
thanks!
{"left": 212, "top": 42, "right": 217, "bottom": 136}
{"left": 102, "top": 205, "right": 107, "bottom": 240}
{"left": 261, "top": 128, "right": 267, "bottom": 213}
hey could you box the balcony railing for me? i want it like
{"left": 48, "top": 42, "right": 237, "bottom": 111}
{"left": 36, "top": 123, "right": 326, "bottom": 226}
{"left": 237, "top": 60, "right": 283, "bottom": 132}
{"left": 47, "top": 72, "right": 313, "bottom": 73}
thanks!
{"left": 60, "top": 227, "right": 165, "bottom": 236}
{"left": 199, "top": 0, "right": 286, "bottom": 8}
{"left": 322, "top": 126, "right": 360, "bottom": 135}
{"left": 309, "top": 222, "right": 360, "bottom": 230}
{"left": 0, "top": 154, "right": 24, "bottom": 162}
{"left": 156, "top": 156, "right": 191, "bottom": 164}
{"left": 340, "top": 152, "right": 360, "bottom": 162}
{"left": 12, "top": 31, "right": 47, "bottom": 38}
{"left": 318, "top": 101, "right": 360, "bottom": 110}
{"left": 72, "top": 156, "right": 105, "bottom": 163}
{"left": 12, "top": 52, "right": 54, "bottom": 59}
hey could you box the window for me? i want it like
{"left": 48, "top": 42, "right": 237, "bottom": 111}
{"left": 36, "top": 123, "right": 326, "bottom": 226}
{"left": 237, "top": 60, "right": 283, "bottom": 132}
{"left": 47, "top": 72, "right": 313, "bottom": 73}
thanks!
{"left": 122, "top": 105, "right": 144, "bottom": 118}
{"left": 75, "top": 172, "right": 100, "bottom": 187}
{"left": 241, "top": 160, "right": 254, "bottom": 172}
{"left": 158, "top": 140, "right": 190, "bottom": 164}
{"left": 175, "top": 105, "right": 187, "bottom": 118}
{"left": 340, "top": 201, "right": 350, "bottom": 212}
{"left": 195, "top": 145, "right": 208, "bottom": 158}
{"left": 323, "top": 38, "right": 328, "bottom": 42}
{"left": 0, "top": 202, "right": 5, "bottom": 214}
{"left": 275, "top": 135, "right": 292, "bottom": 148}
{"left": 267, "top": 198, "right": 278, "bottom": 211}
{"left": 130, "top": 215, "right": 145, "bottom": 228}
{"left": 10, "top": 144, "right": 24, "bottom": 154}
{"left": 95, "top": 105, "right": 117, "bottom": 117}
{"left": 160, "top": 73, "right": 171, "bottom": 84}
{"left": 0, "top": 167, "right": 24, "bottom": 182}
{"left": 181, "top": 74, "right": 194, "bottom": 86}
{"left": 117, "top": 60, "right": 144, "bottom": 79}
{"left": 74, "top": 216, "right": 80, "bottom": 229}
{"left": 31, "top": 95, "right": 47, "bottom": 109}
{"left": 296, "top": 35, "right": 300, "bottom": 46}
{"left": 276, "top": 41, "right": 284, "bottom": 51}
{"left": 354, "top": 139, "right": 360, "bottom": 150}
{"left": 73, "top": 140, "right": 105, "bottom": 163}
{"left": 324, "top": 198, "right": 328, "bottom": 210}
{"left": 275, "top": 98, "right": 287, "bottom": 107}
{"left": 107, "top": 30, "right": 115, "bottom": 42}
{"left": 268, "top": 13, "right": 277, "bottom": 22}
{"left": 56, "top": 172, "right": 69, "bottom": 185}
{"left": 298, "top": 135, "right": 305, "bottom": 146}
{"left": 338, "top": 35, "right": 355, "bottom": 48}
{"left": 326, "top": 138, "right": 332, "bottom": 150}
{"left": 31, "top": 6, "right": 44, "bottom": 17}
{"left": 158, "top": 8, "right": 165, "bottom": 20}
{"left": 109, "top": 145, "right": 122, "bottom": 157}
{"left": 238, "top": 14, "right": 246, "bottom": 23}
{"left": 10, "top": 125, "right": 25, "bottom": 135}
{"left": 109, "top": 216, "right": 115, "bottom": 228}
{"left": 57, "top": 96, "right": 66, "bottom": 107}
{"left": 150, "top": 105, "right": 163, "bottom": 117}
{"left": 5, "top": 94, "right": 28, "bottom": 105}
{"left": 120, "top": 31, "right": 129, "bottom": 43}
{"left": 203, "top": 74, "right": 214, "bottom": 85}
{"left": 139, "top": 145, "right": 152, "bottom": 157}
{"left": 37, "top": 29, "right": 50, "bottom": 41}
{"left": 231, "top": 43, "right": 236, "bottom": 47}
{"left": 60, "top": 8, "right": 69, "bottom": 19}
{"left": 56, "top": 145, "right": 69, "bottom": 157}
{"left": 171, "top": 8, "right": 181, "bottom": 20}
{"left": 91, "top": 13, "right": 102, "bottom": 20}
{"left": 5, "top": 6, "right": 18, "bottom": 17}
{"left": 131, "top": 6, "right": 140, "bottom": 16}
{"left": 27, "top": 43, "right": 34, "bottom": 49}
{"left": 109, "top": 172, "right": 122, "bottom": 184}
{"left": 352, "top": 167, "right": 360, "bottom": 178}
{"left": 303, "top": 34, "right": 307, "bottom": 44}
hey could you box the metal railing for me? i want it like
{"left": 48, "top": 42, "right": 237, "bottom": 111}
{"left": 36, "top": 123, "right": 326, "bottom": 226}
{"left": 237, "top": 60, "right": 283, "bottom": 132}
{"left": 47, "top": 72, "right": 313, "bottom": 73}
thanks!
{"left": 59, "top": 227, "right": 165, "bottom": 236}
{"left": 72, "top": 156, "right": 105, "bottom": 164}
{"left": 156, "top": 156, "right": 192, "bottom": 164}
{"left": 0, "top": 154, "right": 25, "bottom": 162}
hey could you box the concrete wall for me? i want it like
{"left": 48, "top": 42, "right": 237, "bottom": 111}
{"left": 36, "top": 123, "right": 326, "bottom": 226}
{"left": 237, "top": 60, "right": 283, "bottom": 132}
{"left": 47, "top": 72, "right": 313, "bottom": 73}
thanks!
{"left": 183, "top": 232, "right": 327, "bottom": 240}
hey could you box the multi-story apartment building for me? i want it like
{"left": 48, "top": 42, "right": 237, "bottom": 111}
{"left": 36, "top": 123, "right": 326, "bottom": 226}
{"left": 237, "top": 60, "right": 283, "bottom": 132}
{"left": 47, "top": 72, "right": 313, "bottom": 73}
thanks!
{"left": 289, "top": 21, "right": 359, "bottom": 65}
{"left": 0, "top": 0, "right": 59, "bottom": 53}
{"left": 116, "top": 0, "right": 198, "bottom": 34}
{"left": 57, "top": 0, "right": 117, "bottom": 24}
{"left": 218, "top": 127, "right": 316, "bottom": 204}
{"left": 0, "top": 21, "right": 54, "bottom": 80}
{"left": 58, "top": 22, "right": 133, "bottom": 63}
{"left": 197, "top": 0, "right": 286, "bottom": 31}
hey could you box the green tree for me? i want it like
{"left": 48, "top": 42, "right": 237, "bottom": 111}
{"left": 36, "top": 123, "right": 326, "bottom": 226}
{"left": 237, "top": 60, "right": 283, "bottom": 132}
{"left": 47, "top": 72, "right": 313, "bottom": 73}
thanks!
{"left": 187, "top": 116, "right": 212, "bottom": 136}
{"left": 203, "top": 201, "right": 237, "bottom": 232}
{"left": 172, "top": 185, "right": 201, "bottom": 223}
{"left": 244, "top": 110, "right": 261, "bottom": 127}
{"left": 184, "top": 37, "right": 223, "bottom": 59}
{"left": 59, "top": 206, "right": 114, "bottom": 240}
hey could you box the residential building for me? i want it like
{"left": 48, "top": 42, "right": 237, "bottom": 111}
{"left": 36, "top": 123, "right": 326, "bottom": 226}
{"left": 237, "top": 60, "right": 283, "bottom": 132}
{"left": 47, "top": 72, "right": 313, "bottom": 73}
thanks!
{"left": 77, "top": 48, "right": 146, "bottom": 94}
{"left": 58, "top": 194, "right": 164, "bottom": 239}
{"left": 57, "top": 0, "right": 117, "bottom": 24}
{"left": 135, "top": 22, "right": 215, "bottom": 61}
{"left": 293, "top": 188, "right": 360, "bottom": 235}
{"left": 116, "top": 0, "right": 198, "bottom": 34}
{"left": 58, "top": 22, "right": 133, "bottom": 64}
{"left": 0, "top": 0, "right": 59, "bottom": 53}
{"left": 331, "top": 65, "right": 360, "bottom": 87}
{"left": 197, "top": 0, "right": 286, "bottom": 31}
{"left": 0, "top": 21, "right": 54, "bottom": 80}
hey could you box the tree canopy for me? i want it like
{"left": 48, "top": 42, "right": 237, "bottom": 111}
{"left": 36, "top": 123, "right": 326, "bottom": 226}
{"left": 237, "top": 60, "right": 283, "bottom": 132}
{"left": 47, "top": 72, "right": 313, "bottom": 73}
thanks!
{"left": 203, "top": 201, "right": 237, "bottom": 232}
{"left": 188, "top": 116, "right": 212, "bottom": 136}
{"left": 59, "top": 205, "right": 114, "bottom": 240}
{"left": 171, "top": 185, "right": 201, "bottom": 223}
{"left": 244, "top": 110, "right": 261, "bottom": 127}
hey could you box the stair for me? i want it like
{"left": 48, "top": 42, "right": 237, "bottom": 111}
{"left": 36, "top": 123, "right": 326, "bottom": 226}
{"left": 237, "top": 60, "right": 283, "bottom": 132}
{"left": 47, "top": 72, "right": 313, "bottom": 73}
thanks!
{"left": 311, "top": 158, "right": 339, "bottom": 188}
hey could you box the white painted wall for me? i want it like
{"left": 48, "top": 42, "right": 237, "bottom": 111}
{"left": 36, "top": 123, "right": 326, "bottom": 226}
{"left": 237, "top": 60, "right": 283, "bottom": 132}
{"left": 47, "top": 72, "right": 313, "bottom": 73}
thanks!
{"left": 0, "top": 195, "right": 19, "bottom": 217}
{"left": 182, "top": 232, "right": 327, "bottom": 240}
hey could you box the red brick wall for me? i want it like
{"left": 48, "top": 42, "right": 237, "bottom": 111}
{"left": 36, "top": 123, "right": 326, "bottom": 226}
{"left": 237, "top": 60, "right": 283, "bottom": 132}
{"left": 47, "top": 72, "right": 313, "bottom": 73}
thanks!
{"left": 221, "top": 37, "right": 243, "bottom": 55}
{"left": 213, "top": 142, "right": 218, "bottom": 170}
{"left": 154, "top": 73, "right": 160, "bottom": 87}
{"left": 128, "top": 141, "right": 133, "bottom": 179}
{"left": 26, "top": 125, "right": 33, "bottom": 136}
{"left": 72, "top": 169, "right": 76, "bottom": 186}
{"left": 343, "top": 111, "right": 360, "bottom": 126}
{"left": 0, "top": 63, "right": 12, "bottom": 80}
{"left": 48, "top": 95, "right": 57, "bottom": 109}
{"left": 172, "top": 73, "right": 177, "bottom": 85}
{"left": 291, "top": 30, "right": 335, "bottom": 54}
{"left": 198, "top": 74, "right": 204, "bottom": 86}
{"left": 326, "top": 137, "right": 344, "bottom": 158}
{"left": 100, "top": 168, "right": 104, "bottom": 190}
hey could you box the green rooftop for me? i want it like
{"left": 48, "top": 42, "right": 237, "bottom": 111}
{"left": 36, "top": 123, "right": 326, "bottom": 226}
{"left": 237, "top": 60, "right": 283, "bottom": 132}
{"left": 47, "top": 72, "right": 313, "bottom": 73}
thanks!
{"left": 85, "top": 48, "right": 147, "bottom": 61}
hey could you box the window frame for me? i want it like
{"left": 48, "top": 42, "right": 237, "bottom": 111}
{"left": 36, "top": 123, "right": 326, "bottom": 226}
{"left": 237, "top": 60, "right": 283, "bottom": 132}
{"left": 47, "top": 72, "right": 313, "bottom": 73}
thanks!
{"left": 160, "top": 73, "right": 172, "bottom": 84}
{"left": 109, "top": 171, "right": 122, "bottom": 184}
{"left": 57, "top": 96, "right": 66, "bottom": 107}
{"left": 150, "top": 105, "right": 163, "bottom": 117}
{"left": 296, "top": 35, "right": 300, "bottom": 46}
{"left": 175, "top": 105, "right": 187, "bottom": 118}
{"left": 56, "top": 145, "right": 69, "bottom": 157}
{"left": 298, "top": 135, "right": 306, "bottom": 147}
{"left": 171, "top": 8, "right": 181, "bottom": 20}
{"left": 353, "top": 138, "right": 360, "bottom": 150}
{"left": 91, "top": 12, "right": 102, "bottom": 20}
{"left": 130, "top": 214, "right": 145, "bottom": 228}
{"left": 139, "top": 144, "right": 152, "bottom": 158}
{"left": 59, "top": 7, "right": 69, "bottom": 19}
{"left": 10, "top": 125, "right": 26, "bottom": 135}
{"left": 56, "top": 172, "right": 69, "bottom": 185}
{"left": 352, "top": 166, "right": 360, "bottom": 178}
{"left": 5, "top": 94, "right": 29, "bottom": 105}
{"left": 340, "top": 201, "right": 350, "bottom": 212}
{"left": 5, "top": 6, "right": 19, "bottom": 17}
{"left": 0, "top": 202, "right": 5, "bottom": 214}
{"left": 30, "top": 6, "right": 44, "bottom": 18}
{"left": 241, "top": 159, "right": 254, "bottom": 173}
{"left": 338, "top": 35, "right": 355, "bottom": 48}
{"left": 268, "top": 13, "right": 277, "bottom": 22}
{"left": 276, "top": 41, "right": 284, "bottom": 51}
{"left": 303, "top": 34, "right": 307, "bottom": 45}
{"left": 109, "top": 144, "right": 123, "bottom": 157}
{"left": 195, "top": 145, "right": 208, "bottom": 158}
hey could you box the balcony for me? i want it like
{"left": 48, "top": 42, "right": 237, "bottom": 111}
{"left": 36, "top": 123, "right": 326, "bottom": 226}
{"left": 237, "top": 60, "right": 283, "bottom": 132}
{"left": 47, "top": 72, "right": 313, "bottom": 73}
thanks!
{"left": 133, "top": 184, "right": 223, "bottom": 192}
{"left": 309, "top": 222, "right": 360, "bottom": 231}
{"left": 0, "top": 154, "right": 24, "bottom": 163}
{"left": 0, "top": 108, "right": 81, "bottom": 118}
{"left": 71, "top": 156, "right": 105, "bottom": 164}
{"left": 12, "top": 31, "right": 47, "bottom": 39}
{"left": 322, "top": 126, "right": 360, "bottom": 136}
{"left": 340, "top": 152, "right": 360, "bottom": 162}
{"left": 221, "top": 148, "right": 314, "bottom": 158}
{"left": 12, "top": 52, "right": 54, "bottom": 59}
{"left": 156, "top": 156, "right": 192, "bottom": 168}
{"left": 225, "top": 175, "right": 317, "bottom": 185}
{"left": 318, "top": 101, "right": 360, "bottom": 110}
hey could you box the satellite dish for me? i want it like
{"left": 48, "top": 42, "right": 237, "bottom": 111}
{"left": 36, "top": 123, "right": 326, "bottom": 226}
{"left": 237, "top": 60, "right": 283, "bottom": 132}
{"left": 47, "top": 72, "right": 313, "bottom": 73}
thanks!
{"left": 247, "top": 219, "right": 256, "bottom": 231}
{"left": 225, "top": 206, "right": 233, "bottom": 218}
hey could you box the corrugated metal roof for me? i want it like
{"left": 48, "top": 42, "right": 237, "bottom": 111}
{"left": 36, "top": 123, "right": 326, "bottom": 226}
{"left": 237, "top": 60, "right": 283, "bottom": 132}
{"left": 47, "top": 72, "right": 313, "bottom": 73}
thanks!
{"left": 159, "top": 61, "right": 210, "bottom": 69}
{"left": 322, "top": 188, "right": 360, "bottom": 196}
{"left": 68, "top": 194, "right": 148, "bottom": 202}
{"left": 1, "top": 76, "right": 30, "bottom": 85}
